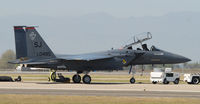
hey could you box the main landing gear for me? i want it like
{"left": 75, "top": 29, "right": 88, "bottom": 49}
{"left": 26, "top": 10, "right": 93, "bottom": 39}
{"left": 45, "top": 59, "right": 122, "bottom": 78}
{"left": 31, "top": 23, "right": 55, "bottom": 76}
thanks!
{"left": 72, "top": 74, "right": 91, "bottom": 84}
{"left": 72, "top": 74, "right": 81, "bottom": 83}
{"left": 49, "top": 70, "right": 91, "bottom": 84}
{"left": 82, "top": 75, "right": 91, "bottom": 84}
{"left": 49, "top": 70, "right": 92, "bottom": 84}
{"left": 49, "top": 69, "right": 137, "bottom": 84}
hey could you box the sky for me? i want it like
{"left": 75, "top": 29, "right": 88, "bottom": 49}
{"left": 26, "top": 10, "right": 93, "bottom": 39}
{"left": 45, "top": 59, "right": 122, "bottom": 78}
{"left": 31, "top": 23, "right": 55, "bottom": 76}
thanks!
{"left": 0, "top": 0, "right": 200, "bottom": 62}
{"left": 1, "top": 0, "right": 200, "bottom": 18}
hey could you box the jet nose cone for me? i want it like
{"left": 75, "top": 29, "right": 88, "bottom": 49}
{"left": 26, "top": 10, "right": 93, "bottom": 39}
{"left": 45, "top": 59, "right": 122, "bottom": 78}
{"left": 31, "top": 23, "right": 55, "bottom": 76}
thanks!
{"left": 182, "top": 57, "right": 191, "bottom": 63}
{"left": 166, "top": 52, "right": 191, "bottom": 64}
{"left": 176, "top": 55, "right": 191, "bottom": 63}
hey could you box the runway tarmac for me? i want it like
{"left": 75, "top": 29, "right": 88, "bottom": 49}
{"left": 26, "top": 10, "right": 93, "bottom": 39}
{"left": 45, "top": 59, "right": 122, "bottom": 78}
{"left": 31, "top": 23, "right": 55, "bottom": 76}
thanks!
{"left": 0, "top": 82, "right": 200, "bottom": 98}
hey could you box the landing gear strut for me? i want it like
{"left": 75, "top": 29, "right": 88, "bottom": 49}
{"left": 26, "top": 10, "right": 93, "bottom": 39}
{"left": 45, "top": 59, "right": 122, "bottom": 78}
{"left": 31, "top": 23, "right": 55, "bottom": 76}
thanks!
{"left": 129, "top": 65, "right": 136, "bottom": 84}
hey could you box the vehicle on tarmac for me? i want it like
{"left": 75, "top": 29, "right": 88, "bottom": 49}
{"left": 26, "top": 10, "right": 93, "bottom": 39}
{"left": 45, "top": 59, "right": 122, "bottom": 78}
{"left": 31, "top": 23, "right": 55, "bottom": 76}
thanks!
{"left": 9, "top": 26, "right": 191, "bottom": 84}
{"left": 184, "top": 73, "right": 200, "bottom": 84}
{"left": 150, "top": 68, "right": 180, "bottom": 84}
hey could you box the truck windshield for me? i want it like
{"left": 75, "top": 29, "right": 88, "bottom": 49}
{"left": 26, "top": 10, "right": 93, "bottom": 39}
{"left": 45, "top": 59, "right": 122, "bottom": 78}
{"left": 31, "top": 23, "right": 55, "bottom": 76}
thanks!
{"left": 166, "top": 73, "right": 173, "bottom": 77}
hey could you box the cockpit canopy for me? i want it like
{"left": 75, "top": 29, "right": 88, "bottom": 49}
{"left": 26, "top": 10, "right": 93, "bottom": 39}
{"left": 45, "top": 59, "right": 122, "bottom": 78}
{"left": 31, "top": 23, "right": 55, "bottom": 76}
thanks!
{"left": 123, "top": 32, "right": 162, "bottom": 52}
{"left": 126, "top": 44, "right": 162, "bottom": 52}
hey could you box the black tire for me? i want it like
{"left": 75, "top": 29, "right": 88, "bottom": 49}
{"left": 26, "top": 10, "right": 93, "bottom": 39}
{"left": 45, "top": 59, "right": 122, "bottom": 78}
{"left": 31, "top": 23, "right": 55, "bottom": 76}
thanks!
{"left": 130, "top": 77, "right": 135, "bottom": 84}
{"left": 72, "top": 74, "right": 81, "bottom": 83}
{"left": 173, "top": 79, "right": 179, "bottom": 84}
{"left": 163, "top": 79, "right": 169, "bottom": 84}
{"left": 192, "top": 78, "right": 200, "bottom": 84}
{"left": 152, "top": 81, "right": 157, "bottom": 84}
{"left": 14, "top": 76, "right": 22, "bottom": 82}
{"left": 18, "top": 76, "right": 22, "bottom": 81}
{"left": 82, "top": 75, "right": 91, "bottom": 84}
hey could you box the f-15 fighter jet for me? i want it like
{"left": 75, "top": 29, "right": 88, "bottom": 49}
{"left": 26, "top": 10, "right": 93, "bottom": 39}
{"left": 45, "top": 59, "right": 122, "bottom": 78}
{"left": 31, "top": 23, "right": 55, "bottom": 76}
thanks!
{"left": 9, "top": 26, "right": 191, "bottom": 84}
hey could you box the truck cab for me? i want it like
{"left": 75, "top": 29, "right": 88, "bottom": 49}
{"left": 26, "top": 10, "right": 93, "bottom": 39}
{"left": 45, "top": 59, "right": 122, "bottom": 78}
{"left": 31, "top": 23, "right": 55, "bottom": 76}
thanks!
{"left": 150, "top": 68, "right": 180, "bottom": 84}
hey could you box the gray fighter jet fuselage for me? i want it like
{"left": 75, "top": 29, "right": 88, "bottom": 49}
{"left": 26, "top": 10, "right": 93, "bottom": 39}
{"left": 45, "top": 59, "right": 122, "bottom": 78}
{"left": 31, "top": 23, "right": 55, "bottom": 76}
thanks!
{"left": 29, "top": 48, "right": 190, "bottom": 72}
{"left": 9, "top": 26, "right": 191, "bottom": 84}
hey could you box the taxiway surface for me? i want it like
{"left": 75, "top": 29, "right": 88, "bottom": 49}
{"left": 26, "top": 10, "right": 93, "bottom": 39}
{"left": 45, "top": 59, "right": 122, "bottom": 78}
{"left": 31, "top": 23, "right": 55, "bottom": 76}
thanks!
{"left": 0, "top": 82, "right": 200, "bottom": 98}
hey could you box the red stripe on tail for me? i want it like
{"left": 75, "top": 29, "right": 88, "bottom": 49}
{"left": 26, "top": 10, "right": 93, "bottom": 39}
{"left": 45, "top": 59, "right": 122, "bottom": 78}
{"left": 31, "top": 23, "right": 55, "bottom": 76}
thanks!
{"left": 26, "top": 27, "right": 35, "bottom": 29}
{"left": 14, "top": 27, "right": 23, "bottom": 30}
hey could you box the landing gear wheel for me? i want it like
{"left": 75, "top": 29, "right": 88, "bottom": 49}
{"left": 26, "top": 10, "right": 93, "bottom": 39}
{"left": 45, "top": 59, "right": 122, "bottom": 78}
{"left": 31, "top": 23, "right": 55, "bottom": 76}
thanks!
{"left": 130, "top": 77, "right": 135, "bottom": 84}
{"left": 173, "top": 79, "right": 179, "bottom": 84}
{"left": 72, "top": 74, "right": 81, "bottom": 83}
{"left": 82, "top": 75, "right": 91, "bottom": 84}
{"left": 192, "top": 78, "right": 200, "bottom": 84}
{"left": 163, "top": 79, "right": 169, "bottom": 84}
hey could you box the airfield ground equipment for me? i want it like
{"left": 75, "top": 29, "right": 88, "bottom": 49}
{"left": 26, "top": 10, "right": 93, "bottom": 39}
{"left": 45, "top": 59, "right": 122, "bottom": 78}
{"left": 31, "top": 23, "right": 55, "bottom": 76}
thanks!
{"left": 48, "top": 71, "right": 70, "bottom": 83}
{"left": 184, "top": 73, "right": 200, "bottom": 84}
{"left": 0, "top": 76, "right": 21, "bottom": 82}
{"left": 150, "top": 68, "right": 180, "bottom": 84}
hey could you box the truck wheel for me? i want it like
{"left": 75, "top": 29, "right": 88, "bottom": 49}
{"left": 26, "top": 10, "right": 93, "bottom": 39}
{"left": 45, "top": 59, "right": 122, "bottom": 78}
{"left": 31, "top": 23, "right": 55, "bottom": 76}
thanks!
{"left": 152, "top": 81, "right": 157, "bottom": 84}
{"left": 173, "top": 79, "right": 179, "bottom": 84}
{"left": 187, "top": 82, "right": 193, "bottom": 84}
{"left": 192, "top": 78, "right": 200, "bottom": 84}
{"left": 163, "top": 79, "right": 169, "bottom": 84}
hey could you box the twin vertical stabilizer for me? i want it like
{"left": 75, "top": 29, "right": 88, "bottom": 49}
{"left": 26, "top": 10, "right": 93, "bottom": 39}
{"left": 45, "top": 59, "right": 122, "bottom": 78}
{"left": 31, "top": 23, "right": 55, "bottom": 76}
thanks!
{"left": 14, "top": 26, "right": 55, "bottom": 59}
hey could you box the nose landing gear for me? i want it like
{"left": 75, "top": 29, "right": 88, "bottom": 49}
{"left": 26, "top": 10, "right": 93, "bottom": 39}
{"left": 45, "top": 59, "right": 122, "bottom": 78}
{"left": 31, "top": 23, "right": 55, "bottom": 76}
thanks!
{"left": 129, "top": 65, "right": 136, "bottom": 84}
{"left": 130, "top": 77, "right": 135, "bottom": 84}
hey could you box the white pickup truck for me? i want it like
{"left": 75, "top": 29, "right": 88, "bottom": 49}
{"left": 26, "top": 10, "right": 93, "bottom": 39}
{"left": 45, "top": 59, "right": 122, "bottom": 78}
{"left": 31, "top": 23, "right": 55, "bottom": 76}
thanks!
{"left": 150, "top": 68, "right": 180, "bottom": 84}
{"left": 184, "top": 73, "right": 200, "bottom": 84}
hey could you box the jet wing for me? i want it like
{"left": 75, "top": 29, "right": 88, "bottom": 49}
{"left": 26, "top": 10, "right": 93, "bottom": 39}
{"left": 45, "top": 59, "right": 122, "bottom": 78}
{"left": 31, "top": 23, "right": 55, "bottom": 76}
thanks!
{"left": 8, "top": 53, "right": 114, "bottom": 65}
{"left": 56, "top": 53, "right": 114, "bottom": 61}
{"left": 8, "top": 59, "right": 50, "bottom": 64}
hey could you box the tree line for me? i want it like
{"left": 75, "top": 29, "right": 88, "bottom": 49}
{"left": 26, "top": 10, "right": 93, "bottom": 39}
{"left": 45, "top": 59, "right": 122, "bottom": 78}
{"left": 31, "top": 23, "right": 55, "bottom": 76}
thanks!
{"left": 0, "top": 50, "right": 16, "bottom": 70}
